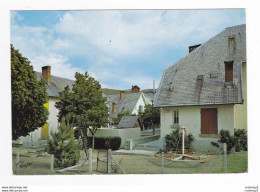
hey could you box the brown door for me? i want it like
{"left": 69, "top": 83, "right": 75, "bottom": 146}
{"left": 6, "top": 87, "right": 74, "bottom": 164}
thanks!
{"left": 201, "top": 108, "right": 218, "bottom": 134}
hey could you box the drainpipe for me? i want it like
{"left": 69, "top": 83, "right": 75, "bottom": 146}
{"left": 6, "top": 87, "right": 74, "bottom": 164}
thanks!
{"left": 181, "top": 125, "right": 185, "bottom": 155}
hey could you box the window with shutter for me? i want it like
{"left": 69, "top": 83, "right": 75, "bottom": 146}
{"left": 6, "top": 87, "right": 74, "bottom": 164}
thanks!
{"left": 201, "top": 108, "right": 218, "bottom": 134}
{"left": 225, "top": 61, "right": 234, "bottom": 82}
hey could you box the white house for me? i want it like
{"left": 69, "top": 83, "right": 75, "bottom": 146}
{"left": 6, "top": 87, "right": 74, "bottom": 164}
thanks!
{"left": 153, "top": 24, "right": 247, "bottom": 151}
{"left": 19, "top": 66, "right": 74, "bottom": 146}
{"left": 105, "top": 85, "right": 153, "bottom": 128}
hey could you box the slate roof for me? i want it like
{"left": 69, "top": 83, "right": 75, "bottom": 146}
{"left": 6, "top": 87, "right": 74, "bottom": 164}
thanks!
{"left": 107, "top": 92, "right": 143, "bottom": 118}
{"left": 35, "top": 72, "right": 75, "bottom": 97}
{"left": 154, "top": 24, "right": 246, "bottom": 107}
{"left": 117, "top": 116, "right": 142, "bottom": 128}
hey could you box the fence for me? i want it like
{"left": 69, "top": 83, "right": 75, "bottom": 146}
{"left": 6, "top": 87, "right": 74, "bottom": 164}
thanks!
{"left": 80, "top": 143, "right": 227, "bottom": 174}
{"left": 14, "top": 143, "right": 247, "bottom": 174}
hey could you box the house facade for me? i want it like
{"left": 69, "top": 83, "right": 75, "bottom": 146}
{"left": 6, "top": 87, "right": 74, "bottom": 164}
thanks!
{"left": 106, "top": 86, "right": 153, "bottom": 127}
{"left": 154, "top": 24, "right": 247, "bottom": 151}
{"left": 19, "top": 66, "right": 74, "bottom": 146}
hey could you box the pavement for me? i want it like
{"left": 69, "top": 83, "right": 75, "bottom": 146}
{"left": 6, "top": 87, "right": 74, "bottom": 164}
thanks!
{"left": 114, "top": 149, "right": 157, "bottom": 156}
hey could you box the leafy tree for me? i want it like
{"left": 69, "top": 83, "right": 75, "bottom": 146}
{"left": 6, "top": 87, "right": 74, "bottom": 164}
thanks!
{"left": 55, "top": 72, "right": 109, "bottom": 149}
{"left": 112, "top": 111, "right": 132, "bottom": 125}
{"left": 11, "top": 44, "right": 49, "bottom": 140}
{"left": 46, "top": 118, "right": 80, "bottom": 168}
{"left": 139, "top": 104, "right": 160, "bottom": 134}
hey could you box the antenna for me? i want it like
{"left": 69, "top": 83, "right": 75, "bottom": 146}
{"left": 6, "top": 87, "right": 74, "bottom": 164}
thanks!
{"left": 153, "top": 80, "right": 155, "bottom": 94}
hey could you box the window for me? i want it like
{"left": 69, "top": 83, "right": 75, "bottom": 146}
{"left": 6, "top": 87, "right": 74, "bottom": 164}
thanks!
{"left": 201, "top": 108, "right": 218, "bottom": 134}
{"left": 225, "top": 61, "right": 234, "bottom": 82}
{"left": 173, "top": 110, "right": 179, "bottom": 124}
{"left": 139, "top": 105, "right": 144, "bottom": 112}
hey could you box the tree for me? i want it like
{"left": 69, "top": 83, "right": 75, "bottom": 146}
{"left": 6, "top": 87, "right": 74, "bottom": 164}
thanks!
{"left": 11, "top": 44, "right": 49, "bottom": 140}
{"left": 55, "top": 72, "right": 109, "bottom": 149}
{"left": 139, "top": 104, "right": 160, "bottom": 135}
{"left": 46, "top": 118, "right": 80, "bottom": 168}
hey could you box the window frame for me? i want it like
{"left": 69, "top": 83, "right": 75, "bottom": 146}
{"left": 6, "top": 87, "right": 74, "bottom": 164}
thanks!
{"left": 173, "top": 110, "right": 179, "bottom": 124}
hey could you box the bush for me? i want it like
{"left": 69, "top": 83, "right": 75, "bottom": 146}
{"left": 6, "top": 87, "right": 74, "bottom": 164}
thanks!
{"left": 88, "top": 136, "right": 121, "bottom": 150}
{"left": 165, "top": 126, "right": 194, "bottom": 152}
{"left": 215, "top": 129, "right": 248, "bottom": 154}
{"left": 234, "top": 129, "right": 247, "bottom": 151}
{"left": 46, "top": 118, "right": 80, "bottom": 168}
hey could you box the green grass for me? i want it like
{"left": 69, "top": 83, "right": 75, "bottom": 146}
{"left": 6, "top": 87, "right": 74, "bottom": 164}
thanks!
{"left": 227, "top": 151, "right": 248, "bottom": 173}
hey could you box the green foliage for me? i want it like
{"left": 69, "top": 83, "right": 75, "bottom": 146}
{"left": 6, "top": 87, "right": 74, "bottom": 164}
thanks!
{"left": 11, "top": 44, "right": 49, "bottom": 140}
{"left": 218, "top": 130, "right": 235, "bottom": 154}
{"left": 46, "top": 118, "right": 80, "bottom": 168}
{"left": 139, "top": 104, "right": 160, "bottom": 134}
{"left": 217, "top": 129, "right": 247, "bottom": 154}
{"left": 165, "top": 126, "right": 194, "bottom": 152}
{"left": 55, "top": 72, "right": 109, "bottom": 148}
{"left": 112, "top": 111, "right": 132, "bottom": 125}
{"left": 234, "top": 129, "right": 248, "bottom": 151}
{"left": 88, "top": 136, "right": 121, "bottom": 150}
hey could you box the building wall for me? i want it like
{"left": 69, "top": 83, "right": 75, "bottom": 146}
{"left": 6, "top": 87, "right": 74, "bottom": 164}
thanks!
{"left": 94, "top": 127, "right": 141, "bottom": 148}
{"left": 19, "top": 97, "right": 60, "bottom": 146}
{"left": 132, "top": 94, "right": 146, "bottom": 115}
{"left": 234, "top": 62, "right": 247, "bottom": 130}
{"left": 48, "top": 97, "right": 60, "bottom": 135}
{"left": 160, "top": 104, "right": 234, "bottom": 151}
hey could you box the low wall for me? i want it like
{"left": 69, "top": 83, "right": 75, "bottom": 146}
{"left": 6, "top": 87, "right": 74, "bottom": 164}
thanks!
{"left": 94, "top": 127, "right": 141, "bottom": 148}
{"left": 125, "top": 134, "right": 160, "bottom": 150}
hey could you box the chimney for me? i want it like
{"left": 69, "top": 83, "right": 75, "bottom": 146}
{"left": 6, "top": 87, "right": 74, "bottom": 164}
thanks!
{"left": 120, "top": 91, "right": 125, "bottom": 100}
{"left": 131, "top": 85, "right": 140, "bottom": 93}
{"left": 112, "top": 102, "right": 116, "bottom": 113}
{"left": 42, "top": 66, "right": 51, "bottom": 83}
{"left": 189, "top": 44, "right": 201, "bottom": 53}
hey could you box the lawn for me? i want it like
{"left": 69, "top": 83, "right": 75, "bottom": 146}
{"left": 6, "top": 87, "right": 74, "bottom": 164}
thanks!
{"left": 227, "top": 151, "right": 248, "bottom": 173}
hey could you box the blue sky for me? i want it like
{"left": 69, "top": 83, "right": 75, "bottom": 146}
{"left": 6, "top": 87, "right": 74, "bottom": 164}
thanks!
{"left": 10, "top": 10, "right": 246, "bottom": 90}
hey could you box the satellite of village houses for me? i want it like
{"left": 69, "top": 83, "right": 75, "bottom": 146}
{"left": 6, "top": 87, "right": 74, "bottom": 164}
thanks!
{"left": 11, "top": 10, "right": 248, "bottom": 175}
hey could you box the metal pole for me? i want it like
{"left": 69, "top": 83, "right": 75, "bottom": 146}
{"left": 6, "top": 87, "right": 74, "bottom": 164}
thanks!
{"left": 88, "top": 148, "right": 92, "bottom": 173}
{"left": 50, "top": 154, "right": 54, "bottom": 173}
{"left": 107, "top": 149, "right": 112, "bottom": 174}
{"left": 161, "top": 152, "right": 164, "bottom": 174}
{"left": 182, "top": 126, "right": 185, "bottom": 155}
{"left": 223, "top": 143, "right": 227, "bottom": 173}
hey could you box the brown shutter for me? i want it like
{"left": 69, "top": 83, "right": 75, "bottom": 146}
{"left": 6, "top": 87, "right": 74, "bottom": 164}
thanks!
{"left": 201, "top": 108, "right": 218, "bottom": 134}
{"left": 225, "top": 61, "right": 233, "bottom": 82}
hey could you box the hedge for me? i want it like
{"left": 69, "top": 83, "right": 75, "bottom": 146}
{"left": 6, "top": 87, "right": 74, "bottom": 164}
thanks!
{"left": 88, "top": 136, "right": 121, "bottom": 150}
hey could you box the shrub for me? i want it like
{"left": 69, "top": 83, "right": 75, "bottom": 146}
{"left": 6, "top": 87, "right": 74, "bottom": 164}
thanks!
{"left": 234, "top": 129, "right": 247, "bottom": 151}
{"left": 215, "top": 129, "right": 248, "bottom": 154}
{"left": 46, "top": 118, "right": 80, "bottom": 168}
{"left": 88, "top": 136, "right": 121, "bottom": 150}
{"left": 165, "top": 126, "right": 194, "bottom": 152}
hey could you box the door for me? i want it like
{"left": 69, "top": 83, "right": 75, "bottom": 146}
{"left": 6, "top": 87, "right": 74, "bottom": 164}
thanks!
{"left": 41, "top": 99, "right": 49, "bottom": 138}
{"left": 201, "top": 108, "right": 218, "bottom": 134}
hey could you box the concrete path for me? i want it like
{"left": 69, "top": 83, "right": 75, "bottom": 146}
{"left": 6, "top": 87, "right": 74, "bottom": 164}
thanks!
{"left": 114, "top": 149, "right": 157, "bottom": 156}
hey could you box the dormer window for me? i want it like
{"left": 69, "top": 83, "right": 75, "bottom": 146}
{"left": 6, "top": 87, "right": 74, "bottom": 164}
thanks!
{"left": 225, "top": 61, "right": 234, "bottom": 82}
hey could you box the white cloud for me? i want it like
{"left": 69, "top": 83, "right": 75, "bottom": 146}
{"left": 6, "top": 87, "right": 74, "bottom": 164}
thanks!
{"left": 11, "top": 10, "right": 245, "bottom": 89}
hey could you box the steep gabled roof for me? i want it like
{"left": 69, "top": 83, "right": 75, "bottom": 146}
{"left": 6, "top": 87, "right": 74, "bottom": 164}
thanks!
{"left": 107, "top": 92, "right": 143, "bottom": 118}
{"left": 154, "top": 24, "right": 246, "bottom": 107}
{"left": 35, "top": 72, "right": 74, "bottom": 97}
{"left": 117, "top": 116, "right": 143, "bottom": 129}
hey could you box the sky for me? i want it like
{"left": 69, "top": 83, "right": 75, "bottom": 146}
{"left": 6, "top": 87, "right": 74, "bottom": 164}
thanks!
{"left": 10, "top": 9, "right": 246, "bottom": 90}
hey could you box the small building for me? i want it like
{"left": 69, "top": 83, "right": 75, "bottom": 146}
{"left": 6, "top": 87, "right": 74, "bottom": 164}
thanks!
{"left": 117, "top": 116, "right": 143, "bottom": 130}
{"left": 154, "top": 24, "right": 247, "bottom": 151}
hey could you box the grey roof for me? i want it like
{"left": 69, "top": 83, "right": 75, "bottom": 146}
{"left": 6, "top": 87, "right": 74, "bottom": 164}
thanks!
{"left": 35, "top": 72, "right": 75, "bottom": 97}
{"left": 154, "top": 24, "right": 246, "bottom": 107}
{"left": 117, "top": 116, "right": 141, "bottom": 128}
{"left": 107, "top": 92, "right": 142, "bottom": 118}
